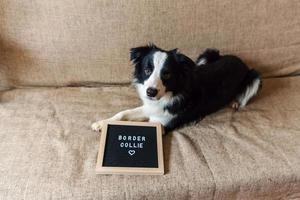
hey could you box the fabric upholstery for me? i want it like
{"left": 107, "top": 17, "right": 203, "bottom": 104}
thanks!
{"left": 1, "top": 0, "right": 300, "bottom": 199}
{"left": 1, "top": 0, "right": 300, "bottom": 87}
{"left": 1, "top": 77, "right": 300, "bottom": 199}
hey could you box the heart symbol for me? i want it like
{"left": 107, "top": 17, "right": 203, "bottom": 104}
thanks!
{"left": 128, "top": 150, "right": 135, "bottom": 156}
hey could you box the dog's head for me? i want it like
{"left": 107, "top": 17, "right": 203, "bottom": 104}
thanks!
{"left": 130, "top": 43, "right": 195, "bottom": 101}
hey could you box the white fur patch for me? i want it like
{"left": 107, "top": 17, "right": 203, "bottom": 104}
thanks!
{"left": 134, "top": 82, "right": 175, "bottom": 126}
{"left": 196, "top": 58, "right": 207, "bottom": 66}
{"left": 143, "top": 92, "right": 175, "bottom": 125}
{"left": 143, "top": 51, "right": 167, "bottom": 99}
{"left": 237, "top": 78, "right": 261, "bottom": 107}
{"left": 133, "top": 51, "right": 177, "bottom": 126}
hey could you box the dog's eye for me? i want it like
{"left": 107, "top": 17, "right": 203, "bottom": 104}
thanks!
{"left": 162, "top": 71, "right": 171, "bottom": 79}
{"left": 144, "top": 68, "right": 152, "bottom": 76}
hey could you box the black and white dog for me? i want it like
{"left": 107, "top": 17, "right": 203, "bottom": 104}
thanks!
{"left": 92, "top": 44, "right": 261, "bottom": 133}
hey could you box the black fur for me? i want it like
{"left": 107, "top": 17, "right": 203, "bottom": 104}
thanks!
{"left": 130, "top": 44, "right": 262, "bottom": 132}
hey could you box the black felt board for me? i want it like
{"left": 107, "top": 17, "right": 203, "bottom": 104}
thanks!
{"left": 102, "top": 124, "right": 158, "bottom": 168}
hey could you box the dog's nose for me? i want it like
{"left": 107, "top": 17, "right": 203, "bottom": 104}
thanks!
{"left": 146, "top": 87, "right": 158, "bottom": 97}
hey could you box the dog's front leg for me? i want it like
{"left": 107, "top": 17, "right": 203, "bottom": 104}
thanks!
{"left": 91, "top": 106, "right": 148, "bottom": 132}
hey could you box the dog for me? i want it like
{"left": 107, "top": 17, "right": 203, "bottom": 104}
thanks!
{"left": 92, "top": 44, "right": 262, "bottom": 133}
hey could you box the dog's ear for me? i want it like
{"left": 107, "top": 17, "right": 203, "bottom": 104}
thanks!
{"left": 130, "top": 43, "right": 157, "bottom": 64}
{"left": 170, "top": 48, "right": 178, "bottom": 54}
{"left": 173, "top": 51, "right": 195, "bottom": 69}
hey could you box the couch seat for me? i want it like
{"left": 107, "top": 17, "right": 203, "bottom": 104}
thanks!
{"left": 0, "top": 77, "right": 300, "bottom": 199}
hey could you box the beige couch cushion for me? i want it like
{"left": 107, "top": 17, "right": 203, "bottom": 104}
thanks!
{"left": 1, "top": 0, "right": 300, "bottom": 87}
{"left": 1, "top": 76, "right": 300, "bottom": 199}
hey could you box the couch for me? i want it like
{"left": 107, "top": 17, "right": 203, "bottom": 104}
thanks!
{"left": 1, "top": 0, "right": 300, "bottom": 199}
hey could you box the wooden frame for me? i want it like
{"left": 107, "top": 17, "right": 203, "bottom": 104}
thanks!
{"left": 95, "top": 121, "right": 164, "bottom": 175}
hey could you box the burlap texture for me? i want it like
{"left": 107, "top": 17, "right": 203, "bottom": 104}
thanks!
{"left": 1, "top": 1, "right": 300, "bottom": 199}
{"left": 1, "top": 0, "right": 300, "bottom": 87}
{"left": 1, "top": 77, "right": 300, "bottom": 199}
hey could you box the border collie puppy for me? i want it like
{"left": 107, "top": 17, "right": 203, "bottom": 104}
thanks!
{"left": 92, "top": 44, "right": 262, "bottom": 133}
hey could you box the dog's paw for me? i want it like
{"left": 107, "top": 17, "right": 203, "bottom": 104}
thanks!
{"left": 231, "top": 101, "right": 240, "bottom": 111}
{"left": 91, "top": 120, "right": 105, "bottom": 132}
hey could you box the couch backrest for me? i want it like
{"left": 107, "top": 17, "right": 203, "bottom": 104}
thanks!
{"left": 1, "top": 0, "right": 299, "bottom": 87}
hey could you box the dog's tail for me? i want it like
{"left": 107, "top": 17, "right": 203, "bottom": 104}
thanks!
{"left": 236, "top": 69, "right": 262, "bottom": 108}
{"left": 196, "top": 48, "right": 220, "bottom": 66}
